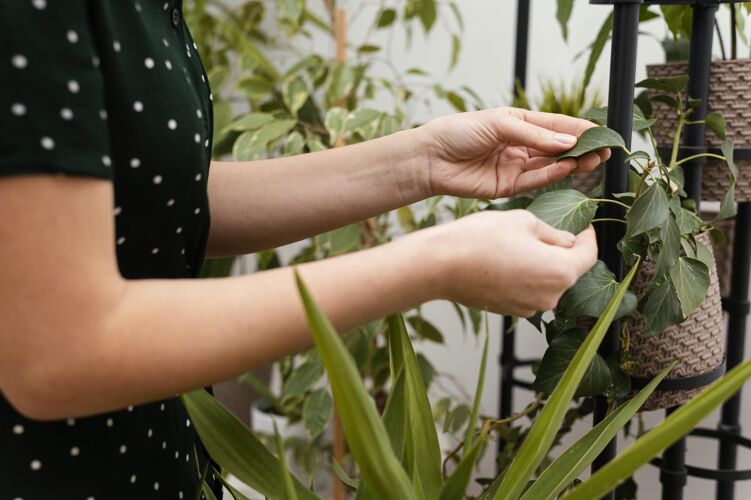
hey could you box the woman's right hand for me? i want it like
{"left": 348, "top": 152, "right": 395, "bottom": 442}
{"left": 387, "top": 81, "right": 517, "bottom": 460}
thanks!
{"left": 416, "top": 210, "right": 598, "bottom": 317}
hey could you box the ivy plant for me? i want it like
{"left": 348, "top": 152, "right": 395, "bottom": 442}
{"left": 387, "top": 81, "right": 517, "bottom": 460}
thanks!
{"left": 516, "top": 74, "right": 736, "bottom": 400}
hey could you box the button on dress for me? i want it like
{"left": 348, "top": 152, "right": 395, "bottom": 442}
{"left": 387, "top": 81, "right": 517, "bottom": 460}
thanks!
{"left": 0, "top": 1, "right": 220, "bottom": 498}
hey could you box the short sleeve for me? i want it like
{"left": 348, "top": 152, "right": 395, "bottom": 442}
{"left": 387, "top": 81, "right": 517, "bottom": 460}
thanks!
{"left": 0, "top": 0, "right": 112, "bottom": 180}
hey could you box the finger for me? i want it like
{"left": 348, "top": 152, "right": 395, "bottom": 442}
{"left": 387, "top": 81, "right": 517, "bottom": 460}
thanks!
{"left": 513, "top": 159, "right": 577, "bottom": 194}
{"left": 497, "top": 114, "right": 579, "bottom": 154}
{"left": 571, "top": 151, "right": 605, "bottom": 174}
{"left": 566, "top": 225, "right": 599, "bottom": 275}
{"left": 533, "top": 218, "right": 577, "bottom": 248}
{"left": 518, "top": 109, "right": 598, "bottom": 137}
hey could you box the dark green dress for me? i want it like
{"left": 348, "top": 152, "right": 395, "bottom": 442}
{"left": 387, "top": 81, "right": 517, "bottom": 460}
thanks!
{"left": 0, "top": 1, "right": 220, "bottom": 498}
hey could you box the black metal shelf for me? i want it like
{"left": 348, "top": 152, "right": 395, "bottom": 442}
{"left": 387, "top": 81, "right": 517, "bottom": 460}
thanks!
{"left": 500, "top": 1, "right": 751, "bottom": 498}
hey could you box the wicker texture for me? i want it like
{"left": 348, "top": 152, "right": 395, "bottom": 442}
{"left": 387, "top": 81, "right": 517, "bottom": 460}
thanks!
{"left": 647, "top": 60, "right": 751, "bottom": 202}
{"left": 626, "top": 234, "right": 725, "bottom": 411}
{"left": 571, "top": 169, "right": 602, "bottom": 194}
{"left": 702, "top": 213, "right": 735, "bottom": 298}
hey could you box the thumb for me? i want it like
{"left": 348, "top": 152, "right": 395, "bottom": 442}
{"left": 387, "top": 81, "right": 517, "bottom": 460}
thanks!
{"left": 499, "top": 115, "right": 578, "bottom": 153}
{"left": 534, "top": 219, "right": 577, "bottom": 248}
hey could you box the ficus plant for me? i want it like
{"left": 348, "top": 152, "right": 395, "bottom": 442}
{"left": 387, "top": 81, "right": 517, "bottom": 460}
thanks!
{"left": 492, "top": 74, "right": 737, "bottom": 402}
{"left": 182, "top": 265, "right": 751, "bottom": 500}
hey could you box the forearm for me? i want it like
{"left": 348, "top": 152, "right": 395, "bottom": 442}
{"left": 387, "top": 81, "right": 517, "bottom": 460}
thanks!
{"left": 9, "top": 232, "right": 439, "bottom": 420}
{"left": 206, "top": 128, "right": 429, "bottom": 257}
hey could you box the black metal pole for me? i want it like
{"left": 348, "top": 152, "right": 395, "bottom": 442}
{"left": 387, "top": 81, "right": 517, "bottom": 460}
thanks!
{"left": 499, "top": 0, "right": 530, "bottom": 456}
{"left": 717, "top": 203, "right": 751, "bottom": 499}
{"left": 591, "top": 5, "right": 639, "bottom": 495}
{"left": 661, "top": 6, "right": 717, "bottom": 500}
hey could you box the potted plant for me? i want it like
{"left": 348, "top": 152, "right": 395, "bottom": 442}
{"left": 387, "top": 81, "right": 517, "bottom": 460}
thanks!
{"left": 516, "top": 74, "right": 736, "bottom": 410}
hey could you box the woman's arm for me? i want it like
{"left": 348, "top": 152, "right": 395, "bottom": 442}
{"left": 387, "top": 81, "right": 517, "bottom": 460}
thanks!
{"left": 0, "top": 175, "right": 596, "bottom": 421}
{"left": 206, "top": 108, "right": 609, "bottom": 257}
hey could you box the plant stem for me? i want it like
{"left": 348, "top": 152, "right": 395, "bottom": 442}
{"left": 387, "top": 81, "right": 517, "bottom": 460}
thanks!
{"left": 669, "top": 109, "right": 686, "bottom": 169}
{"left": 673, "top": 153, "right": 726, "bottom": 167}
{"left": 647, "top": 127, "right": 663, "bottom": 165}
{"left": 592, "top": 218, "right": 627, "bottom": 224}
{"left": 591, "top": 198, "right": 631, "bottom": 210}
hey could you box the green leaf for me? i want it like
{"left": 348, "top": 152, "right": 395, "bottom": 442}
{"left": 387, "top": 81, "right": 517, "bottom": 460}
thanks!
{"left": 532, "top": 329, "right": 612, "bottom": 397}
{"left": 556, "top": 0, "right": 575, "bottom": 41}
{"left": 283, "top": 76, "right": 309, "bottom": 116}
{"left": 495, "top": 263, "right": 640, "bottom": 500}
{"left": 669, "top": 257, "right": 710, "bottom": 317}
{"left": 376, "top": 8, "right": 397, "bottom": 28}
{"left": 327, "top": 63, "right": 355, "bottom": 104}
{"left": 274, "top": 422, "right": 300, "bottom": 500}
{"left": 450, "top": 34, "right": 461, "bottom": 71}
{"left": 438, "top": 438, "right": 484, "bottom": 500}
{"left": 585, "top": 107, "right": 656, "bottom": 132}
{"left": 283, "top": 357, "right": 323, "bottom": 397}
{"left": 625, "top": 183, "right": 669, "bottom": 238}
{"left": 406, "top": 316, "right": 444, "bottom": 343}
{"left": 523, "top": 362, "right": 676, "bottom": 500}
{"left": 181, "top": 390, "right": 318, "bottom": 500}
{"left": 718, "top": 138, "right": 738, "bottom": 220}
{"left": 527, "top": 189, "right": 599, "bottom": 234}
{"left": 324, "top": 107, "right": 348, "bottom": 146}
{"left": 233, "top": 120, "right": 298, "bottom": 161}
{"left": 463, "top": 329, "right": 489, "bottom": 455}
{"left": 559, "top": 261, "right": 638, "bottom": 320}
{"left": 284, "top": 131, "right": 305, "bottom": 156}
{"left": 224, "top": 113, "right": 276, "bottom": 134}
{"left": 346, "top": 109, "right": 382, "bottom": 133}
{"left": 295, "top": 274, "right": 416, "bottom": 500}
{"left": 583, "top": 12, "right": 613, "bottom": 92}
{"left": 276, "top": 0, "right": 303, "bottom": 24}
{"left": 636, "top": 75, "right": 689, "bottom": 93}
{"left": 382, "top": 370, "right": 406, "bottom": 457}
{"left": 705, "top": 112, "right": 726, "bottom": 140}
{"left": 388, "top": 315, "right": 443, "bottom": 498}
{"left": 655, "top": 215, "right": 681, "bottom": 278}
{"left": 557, "top": 127, "right": 626, "bottom": 161}
{"left": 640, "top": 279, "right": 683, "bottom": 335}
{"left": 418, "top": 0, "right": 437, "bottom": 32}
{"left": 564, "top": 358, "right": 751, "bottom": 500}
{"left": 302, "top": 388, "right": 333, "bottom": 439}
{"left": 625, "top": 150, "right": 651, "bottom": 163}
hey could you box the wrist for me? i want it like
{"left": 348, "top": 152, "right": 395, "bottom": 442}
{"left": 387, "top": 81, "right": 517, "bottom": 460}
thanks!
{"left": 392, "top": 224, "right": 454, "bottom": 304}
{"left": 385, "top": 126, "right": 434, "bottom": 203}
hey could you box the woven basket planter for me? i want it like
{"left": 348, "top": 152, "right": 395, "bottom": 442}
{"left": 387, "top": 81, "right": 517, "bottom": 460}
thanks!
{"left": 624, "top": 233, "right": 725, "bottom": 411}
{"left": 701, "top": 213, "right": 735, "bottom": 298}
{"left": 647, "top": 59, "right": 751, "bottom": 202}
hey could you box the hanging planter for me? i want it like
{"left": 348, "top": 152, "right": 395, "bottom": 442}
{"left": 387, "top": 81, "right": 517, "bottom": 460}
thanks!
{"left": 647, "top": 59, "right": 751, "bottom": 202}
{"left": 624, "top": 233, "right": 725, "bottom": 411}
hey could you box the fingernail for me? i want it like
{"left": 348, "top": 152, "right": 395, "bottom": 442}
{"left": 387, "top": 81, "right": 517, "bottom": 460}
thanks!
{"left": 555, "top": 133, "right": 577, "bottom": 145}
{"left": 563, "top": 231, "right": 576, "bottom": 243}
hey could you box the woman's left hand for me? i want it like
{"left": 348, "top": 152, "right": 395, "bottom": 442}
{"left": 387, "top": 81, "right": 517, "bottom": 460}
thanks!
{"left": 420, "top": 107, "right": 611, "bottom": 199}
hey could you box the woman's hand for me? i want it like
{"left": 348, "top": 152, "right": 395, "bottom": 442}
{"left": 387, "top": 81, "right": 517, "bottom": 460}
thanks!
{"left": 413, "top": 210, "right": 598, "bottom": 317}
{"left": 420, "top": 107, "right": 611, "bottom": 199}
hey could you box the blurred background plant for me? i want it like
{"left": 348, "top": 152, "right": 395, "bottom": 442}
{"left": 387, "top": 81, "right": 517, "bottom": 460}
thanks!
{"left": 185, "top": 0, "right": 489, "bottom": 493}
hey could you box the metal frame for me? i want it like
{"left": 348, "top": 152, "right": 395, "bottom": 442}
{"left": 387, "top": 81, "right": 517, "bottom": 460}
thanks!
{"left": 500, "top": 1, "right": 751, "bottom": 498}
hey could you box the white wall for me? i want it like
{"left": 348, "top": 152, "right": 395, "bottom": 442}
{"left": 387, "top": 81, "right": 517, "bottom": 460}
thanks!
{"left": 228, "top": 1, "right": 751, "bottom": 498}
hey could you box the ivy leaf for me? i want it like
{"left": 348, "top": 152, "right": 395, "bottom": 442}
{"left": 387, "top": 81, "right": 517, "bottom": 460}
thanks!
{"left": 669, "top": 257, "right": 710, "bottom": 317}
{"left": 303, "top": 389, "right": 333, "bottom": 439}
{"left": 583, "top": 107, "right": 655, "bottom": 132}
{"left": 654, "top": 215, "right": 681, "bottom": 279}
{"left": 636, "top": 75, "right": 689, "bottom": 93}
{"left": 527, "top": 189, "right": 599, "bottom": 234}
{"left": 532, "top": 329, "right": 612, "bottom": 398}
{"left": 557, "top": 127, "right": 626, "bottom": 161}
{"left": 718, "top": 138, "right": 738, "bottom": 220}
{"left": 705, "top": 112, "right": 726, "bottom": 140}
{"left": 640, "top": 279, "right": 683, "bottom": 335}
{"left": 559, "top": 261, "right": 638, "bottom": 320}
{"left": 625, "top": 183, "right": 669, "bottom": 238}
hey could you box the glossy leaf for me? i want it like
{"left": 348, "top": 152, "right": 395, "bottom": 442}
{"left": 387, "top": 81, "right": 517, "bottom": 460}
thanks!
{"left": 654, "top": 215, "right": 681, "bottom": 278}
{"left": 181, "top": 390, "right": 318, "bottom": 500}
{"left": 557, "top": 127, "right": 626, "bottom": 161}
{"left": 522, "top": 362, "right": 676, "bottom": 500}
{"left": 388, "top": 315, "right": 443, "bottom": 499}
{"left": 564, "top": 358, "right": 751, "bottom": 500}
{"left": 641, "top": 279, "right": 683, "bottom": 335}
{"left": 584, "top": 107, "right": 656, "bottom": 132}
{"left": 559, "top": 260, "right": 638, "bottom": 320}
{"left": 625, "top": 183, "right": 669, "bottom": 238}
{"left": 295, "top": 274, "right": 416, "bottom": 500}
{"left": 669, "top": 257, "right": 710, "bottom": 317}
{"left": 532, "top": 329, "right": 612, "bottom": 397}
{"left": 494, "top": 262, "right": 640, "bottom": 500}
{"left": 527, "top": 189, "right": 598, "bottom": 234}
